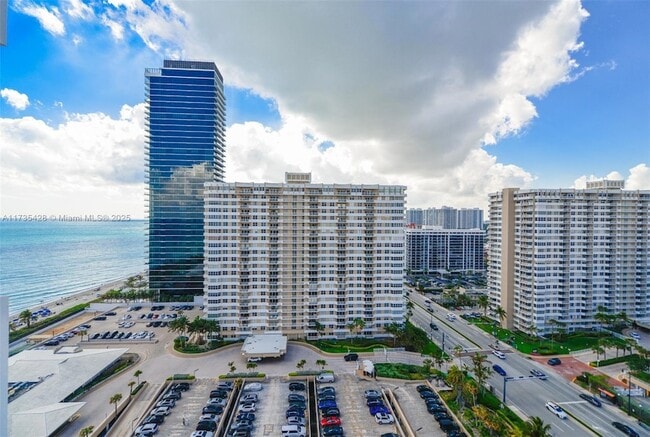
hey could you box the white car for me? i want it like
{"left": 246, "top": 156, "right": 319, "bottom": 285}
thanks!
{"left": 493, "top": 350, "right": 506, "bottom": 359}
{"left": 243, "top": 382, "right": 263, "bottom": 391}
{"left": 247, "top": 356, "right": 262, "bottom": 363}
{"left": 630, "top": 332, "right": 641, "bottom": 340}
{"left": 190, "top": 432, "right": 214, "bottom": 437}
{"left": 374, "top": 412, "right": 395, "bottom": 424}
{"left": 446, "top": 313, "right": 456, "bottom": 321}
{"left": 238, "top": 403, "right": 256, "bottom": 413}
{"left": 545, "top": 401, "right": 567, "bottom": 419}
{"left": 133, "top": 423, "right": 158, "bottom": 436}
{"left": 150, "top": 406, "right": 171, "bottom": 416}
{"left": 206, "top": 397, "right": 227, "bottom": 407}
{"left": 199, "top": 413, "right": 219, "bottom": 423}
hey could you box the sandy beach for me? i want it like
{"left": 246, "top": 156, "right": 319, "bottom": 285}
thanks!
{"left": 8, "top": 272, "right": 146, "bottom": 319}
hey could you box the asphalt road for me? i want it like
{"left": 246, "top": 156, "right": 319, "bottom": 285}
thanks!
{"left": 407, "top": 291, "right": 640, "bottom": 437}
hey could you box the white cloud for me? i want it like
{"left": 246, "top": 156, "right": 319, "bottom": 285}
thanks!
{"left": 573, "top": 166, "right": 649, "bottom": 189}
{"left": 16, "top": 2, "right": 66, "bottom": 36}
{"left": 1, "top": 88, "right": 30, "bottom": 110}
{"left": 0, "top": 104, "right": 146, "bottom": 217}
{"left": 63, "top": 0, "right": 94, "bottom": 20}
{"left": 101, "top": 14, "right": 125, "bottom": 40}
{"left": 72, "top": 34, "right": 83, "bottom": 46}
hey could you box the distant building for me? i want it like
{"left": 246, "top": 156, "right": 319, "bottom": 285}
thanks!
{"left": 408, "top": 206, "right": 483, "bottom": 229}
{"left": 146, "top": 60, "right": 226, "bottom": 298}
{"left": 487, "top": 181, "right": 650, "bottom": 334}
{"left": 204, "top": 173, "right": 406, "bottom": 339}
{"left": 405, "top": 228, "right": 485, "bottom": 273}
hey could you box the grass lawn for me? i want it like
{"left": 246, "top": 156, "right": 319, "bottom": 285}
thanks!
{"left": 470, "top": 317, "right": 618, "bottom": 354}
{"left": 307, "top": 338, "right": 393, "bottom": 353}
{"left": 375, "top": 363, "right": 442, "bottom": 380}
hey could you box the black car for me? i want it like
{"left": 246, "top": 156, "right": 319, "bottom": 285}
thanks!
{"left": 447, "top": 432, "right": 467, "bottom": 437}
{"left": 196, "top": 420, "right": 217, "bottom": 432}
{"left": 579, "top": 393, "right": 602, "bottom": 407}
{"left": 105, "top": 311, "right": 117, "bottom": 316}
{"left": 318, "top": 386, "right": 336, "bottom": 395}
{"left": 44, "top": 340, "right": 60, "bottom": 346}
{"left": 144, "top": 414, "right": 164, "bottom": 425}
{"left": 430, "top": 323, "right": 439, "bottom": 330}
{"left": 425, "top": 398, "right": 443, "bottom": 406}
{"left": 172, "top": 382, "right": 190, "bottom": 391}
{"left": 416, "top": 385, "right": 432, "bottom": 392}
{"left": 439, "top": 419, "right": 460, "bottom": 432}
{"left": 318, "top": 394, "right": 336, "bottom": 402}
{"left": 93, "top": 315, "right": 107, "bottom": 321}
{"left": 433, "top": 412, "right": 451, "bottom": 422}
{"left": 547, "top": 357, "right": 562, "bottom": 366}
{"left": 427, "top": 404, "right": 446, "bottom": 413}
{"left": 344, "top": 352, "right": 359, "bottom": 361}
{"left": 236, "top": 413, "right": 256, "bottom": 422}
{"left": 289, "top": 382, "right": 306, "bottom": 391}
{"left": 367, "top": 398, "right": 384, "bottom": 407}
{"left": 612, "top": 421, "right": 640, "bottom": 437}
{"left": 288, "top": 394, "right": 306, "bottom": 402}
{"left": 202, "top": 405, "right": 223, "bottom": 415}
{"left": 530, "top": 369, "right": 547, "bottom": 380}
{"left": 420, "top": 390, "right": 438, "bottom": 399}
{"left": 164, "top": 390, "right": 181, "bottom": 400}
{"left": 321, "top": 408, "right": 340, "bottom": 417}
{"left": 229, "top": 423, "right": 253, "bottom": 434}
{"left": 286, "top": 409, "right": 305, "bottom": 418}
{"left": 322, "top": 426, "right": 344, "bottom": 436}
{"left": 209, "top": 390, "right": 228, "bottom": 399}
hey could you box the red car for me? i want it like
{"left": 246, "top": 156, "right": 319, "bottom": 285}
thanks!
{"left": 320, "top": 416, "right": 342, "bottom": 427}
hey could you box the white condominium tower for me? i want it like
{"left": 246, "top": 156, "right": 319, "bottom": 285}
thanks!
{"left": 204, "top": 172, "right": 406, "bottom": 339}
{"left": 487, "top": 181, "right": 649, "bottom": 335}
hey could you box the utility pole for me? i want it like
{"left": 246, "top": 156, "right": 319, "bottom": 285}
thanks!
{"left": 442, "top": 332, "right": 445, "bottom": 352}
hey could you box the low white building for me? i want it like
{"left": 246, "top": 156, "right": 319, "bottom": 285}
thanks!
{"left": 241, "top": 334, "right": 288, "bottom": 358}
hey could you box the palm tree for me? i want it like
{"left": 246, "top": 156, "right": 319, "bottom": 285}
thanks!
{"left": 477, "top": 295, "right": 489, "bottom": 318}
{"left": 246, "top": 362, "right": 258, "bottom": 372}
{"left": 128, "top": 381, "right": 136, "bottom": 396}
{"left": 446, "top": 365, "right": 466, "bottom": 406}
{"left": 134, "top": 369, "right": 142, "bottom": 385}
{"left": 592, "top": 344, "right": 605, "bottom": 363}
{"left": 470, "top": 352, "right": 493, "bottom": 394}
{"left": 525, "top": 416, "right": 552, "bottom": 437}
{"left": 384, "top": 323, "right": 402, "bottom": 347}
{"left": 453, "top": 344, "right": 464, "bottom": 366}
{"left": 79, "top": 328, "right": 88, "bottom": 342}
{"left": 494, "top": 306, "right": 507, "bottom": 326}
{"left": 313, "top": 321, "right": 325, "bottom": 339}
{"left": 79, "top": 426, "right": 94, "bottom": 437}
{"left": 228, "top": 361, "right": 236, "bottom": 373}
{"left": 405, "top": 300, "right": 414, "bottom": 321}
{"left": 109, "top": 393, "right": 122, "bottom": 418}
{"left": 296, "top": 359, "right": 306, "bottom": 371}
{"left": 19, "top": 309, "right": 32, "bottom": 328}
{"left": 316, "top": 359, "right": 327, "bottom": 370}
{"left": 346, "top": 317, "right": 365, "bottom": 343}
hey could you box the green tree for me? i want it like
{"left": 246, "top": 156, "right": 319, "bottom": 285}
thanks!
{"left": 525, "top": 416, "right": 552, "bottom": 437}
{"left": 246, "top": 362, "right": 258, "bottom": 372}
{"left": 19, "top": 309, "right": 32, "bottom": 328}
{"left": 446, "top": 365, "right": 466, "bottom": 406}
{"left": 128, "top": 381, "right": 136, "bottom": 396}
{"left": 453, "top": 344, "right": 464, "bottom": 366}
{"left": 312, "top": 320, "right": 326, "bottom": 339}
{"left": 422, "top": 358, "right": 434, "bottom": 375}
{"left": 79, "top": 328, "right": 88, "bottom": 342}
{"left": 296, "top": 359, "right": 306, "bottom": 371}
{"left": 494, "top": 306, "right": 507, "bottom": 325}
{"left": 228, "top": 361, "right": 237, "bottom": 373}
{"left": 383, "top": 322, "right": 402, "bottom": 347}
{"left": 134, "top": 369, "right": 142, "bottom": 385}
{"left": 316, "top": 359, "right": 327, "bottom": 370}
{"left": 109, "top": 393, "right": 122, "bottom": 418}
{"left": 470, "top": 352, "right": 493, "bottom": 394}
{"left": 347, "top": 317, "right": 366, "bottom": 343}
{"left": 592, "top": 343, "right": 605, "bottom": 362}
{"left": 405, "top": 301, "right": 414, "bottom": 322}
{"left": 477, "top": 295, "right": 490, "bottom": 317}
{"left": 79, "top": 426, "right": 94, "bottom": 437}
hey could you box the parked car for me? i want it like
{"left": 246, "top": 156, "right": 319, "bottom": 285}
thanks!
{"left": 238, "top": 403, "right": 256, "bottom": 413}
{"left": 420, "top": 390, "right": 438, "bottom": 399}
{"left": 322, "top": 426, "right": 344, "bottom": 436}
{"left": 369, "top": 405, "right": 391, "bottom": 415}
{"left": 530, "top": 369, "right": 547, "bottom": 380}
{"left": 344, "top": 352, "right": 359, "bottom": 361}
{"left": 243, "top": 382, "right": 263, "bottom": 391}
{"left": 316, "top": 373, "right": 335, "bottom": 383}
{"left": 427, "top": 404, "right": 446, "bottom": 414}
{"left": 579, "top": 393, "right": 602, "bottom": 407}
{"left": 236, "top": 412, "right": 256, "bottom": 422}
{"left": 367, "top": 398, "right": 384, "bottom": 407}
{"left": 547, "top": 357, "right": 562, "bottom": 366}
{"left": 240, "top": 394, "right": 258, "bottom": 403}
{"left": 375, "top": 412, "right": 395, "bottom": 424}
{"left": 196, "top": 420, "right": 217, "bottom": 432}
{"left": 416, "top": 385, "right": 432, "bottom": 392}
{"left": 439, "top": 419, "right": 460, "bottom": 432}
{"left": 630, "top": 332, "right": 641, "bottom": 340}
{"left": 433, "top": 412, "right": 451, "bottom": 422}
{"left": 134, "top": 423, "right": 158, "bottom": 436}
{"left": 150, "top": 406, "right": 171, "bottom": 416}
{"left": 321, "top": 416, "right": 342, "bottom": 427}
{"left": 612, "top": 421, "right": 640, "bottom": 437}
{"left": 286, "top": 409, "right": 305, "bottom": 419}
{"left": 289, "top": 382, "right": 305, "bottom": 391}
{"left": 318, "top": 400, "right": 337, "bottom": 410}
{"left": 144, "top": 414, "right": 164, "bottom": 425}
{"left": 321, "top": 408, "right": 340, "bottom": 417}
{"left": 318, "top": 386, "right": 336, "bottom": 395}
{"left": 364, "top": 389, "right": 382, "bottom": 398}
{"left": 216, "top": 381, "right": 233, "bottom": 391}
{"left": 202, "top": 405, "right": 223, "bottom": 415}
{"left": 190, "top": 432, "right": 213, "bottom": 437}
{"left": 288, "top": 394, "right": 305, "bottom": 402}
{"left": 247, "top": 357, "right": 262, "bottom": 363}
{"left": 545, "top": 401, "right": 567, "bottom": 419}
{"left": 492, "top": 364, "right": 507, "bottom": 376}
{"left": 286, "top": 416, "right": 305, "bottom": 426}
{"left": 156, "top": 399, "right": 175, "bottom": 408}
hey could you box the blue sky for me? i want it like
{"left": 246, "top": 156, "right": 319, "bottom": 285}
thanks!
{"left": 0, "top": 0, "right": 648, "bottom": 217}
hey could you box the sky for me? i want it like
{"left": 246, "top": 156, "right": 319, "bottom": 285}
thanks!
{"left": 0, "top": 0, "right": 648, "bottom": 219}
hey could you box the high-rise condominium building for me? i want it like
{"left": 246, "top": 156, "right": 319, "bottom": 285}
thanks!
{"left": 146, "top": 60, "right": 226, "bottom": 298}
{"left": 405, "top": 228, "right": 485, "bottom": 272}
{"left": 487, "top": 182, "right": 649, "bottom": 334}
{"left": 408, "top": 207, "right": 483, "bottom": 229}
{"left": 204, "top": 173, "right": 406, "bottom": 339}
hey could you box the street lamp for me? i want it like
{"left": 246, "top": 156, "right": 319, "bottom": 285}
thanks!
{"left": 625, "top": 367, "right": 633, "bottom": 415}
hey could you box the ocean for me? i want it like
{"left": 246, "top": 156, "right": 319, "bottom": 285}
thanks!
{"left": 0, "top": 220, "right": 146, "bottom": 315}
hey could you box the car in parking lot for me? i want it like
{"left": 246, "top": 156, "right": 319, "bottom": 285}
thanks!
{"left": 196, "top": 420, "right": 218, "bottom": 432}
{"left": 321, "top": 416, "right": 342, "bottom": 427}
{"left": 364, "top": 389, "right": 382, "bottom": 398}
{"left": 289, "top": 382, "right": 305, "bottom": 391}
{"left": 286, "top": 409, "right": 305, "bottom": 419}
{"left": 492, "top": 364, "right": 507, "bottom": 376}
{"left": 433, "top": 412, "right": 451, "bottom": 422}
{"left": 247, "top": 357, "right": 262, "bottom": 363}
{"left": 374, "top": 412, "right": 395, "bottom": 424}
{"left": 344, "top": 352, "right": 359, "bottom": 361}
{"left": 239, "top": 403, "right": 256, "bottom": 413}
{"left": 420, "top": 390, "right": 438, "bottom": 399}
{"left": 369, "top": 404, "right": 390, "bottom": 415}
{"left": 207, "top": 397, "right": 227, "bottom": 407}
{"left": 579, "top": 393, "right": 602, "bottom": 407}
{"left": 530, "top": 369, "right": 547, "bottom": 380}
{"left": 236, "top": 412, "right": 255, "bottom": 422}
{"left": 612, "top": 421, "right": 640, "bottom": 436}
{"left": 287, "top": 416, "right": 305, "bottom": 426}
{"left": 318, "top": 399, "right": 337, "bottom": 410}
{"left": 321, "top": 407, "right": 340, "bottom": 417}
{"left": 150, "top": 406, "right": 171, "bottom": 416}
{"left": 144, "top": 414, "right": 164, "bottom": 425}
{"left": 427, "top": 404, "right": 446, "bottom": 414}
{"left": 209, "top": 389, "right": 229, "bottom": 399}
{"left": 202, "top": 404, "right": 223, "bottom": 415}
{"left": 156, "top": 399, "right": 175, "bottom": 408}
{"left": 229, "top": 422, "right": 253, "bottom": 434}
{"left": 316, "top": 373, "right": 335, "bottom": 383}
{"left": 171, "top": 382, "right": 191, "bottom": 391}
{"left": 318, "top": 386, "right": 336, "bottom": 395}
{"left": 545, "top": 401, "right": 567, "bottom": 419}
{"left": 134, "top": 423, "right": 158, "bottom": 436}
{"left": 215, "top": 381, "right": 233, "bottom": 391}
{"left": 439, "top": 419, "right": 460, "bottom": 432}
{"left": 322, "top": 426, "right": 344, "bottom": 436}
{"left": 288, "top": 394, "right": 305, "bottom": 402}
{"left": 199, "top": 413, "right": 220, "bottom": 423}
{"left": 190, "top": 431, "right": 214, "bottom": 437}
{"left": 318, "top": 394, "right": 336, "bottom": 402}
{"left": 547, "top": 357, "right": 562, "bottom": 366}
{"left": 243, "top": 382, "right": 263, "bottom": 391}
{"left": 493, "top": 350, "right": 506, "bottom": 359}
{"left": 241, "top": 394, "right": 258, "bottom": 403}
{"left": 367, "top": 398, "right": 384, "bottom": 407}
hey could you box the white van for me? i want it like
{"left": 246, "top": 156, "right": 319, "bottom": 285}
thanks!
{"left": 316, "top": 373, "right": 335, "bottom": 383}
{"left": 282, "top": 425, "right": 306, "bottom": 436}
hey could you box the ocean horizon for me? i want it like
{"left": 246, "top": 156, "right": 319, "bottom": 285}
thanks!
{"left": 0, "top": 220, "right": 146, "bottom": 315}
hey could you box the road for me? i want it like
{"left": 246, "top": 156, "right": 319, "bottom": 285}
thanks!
{"left": 407, "top": 291, "right": 637, "bottom": 437}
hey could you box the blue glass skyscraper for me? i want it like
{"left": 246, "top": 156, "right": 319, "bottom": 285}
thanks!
{"left": 145, "top": 60, "right": 225, "bottom": 298}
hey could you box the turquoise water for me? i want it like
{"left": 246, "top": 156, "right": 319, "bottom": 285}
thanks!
{"left": 0, "top": 221, "right": 146, "bottom": 314}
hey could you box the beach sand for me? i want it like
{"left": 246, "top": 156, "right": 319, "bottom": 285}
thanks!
{"left": 9, "top": 273, "right": 146, "bottom": 320}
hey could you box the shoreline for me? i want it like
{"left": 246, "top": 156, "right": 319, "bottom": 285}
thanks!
{"left": 8, "top": 272, "right": 146, "bottom": 319}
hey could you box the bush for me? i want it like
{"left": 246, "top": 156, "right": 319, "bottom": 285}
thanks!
{"left": 590, "top": 354, "right": 639, "bottom": 367}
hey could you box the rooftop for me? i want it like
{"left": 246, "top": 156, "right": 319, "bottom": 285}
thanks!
{"left": 241, "top": 334, "right": 288, "bottom": 358}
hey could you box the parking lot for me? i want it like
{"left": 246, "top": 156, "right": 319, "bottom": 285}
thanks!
{"left": 394, "top": 383, "right": 447, "bottom": 437}
{"left": 333, "top": 374, "right": 400, "bottom": 437}
{"left": 251, "top": 378, "right": 295, "bottom": 436}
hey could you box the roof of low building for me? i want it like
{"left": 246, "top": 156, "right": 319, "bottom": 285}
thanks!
{"left": 241, "top": 334, "right": 288, "bottom": 357}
